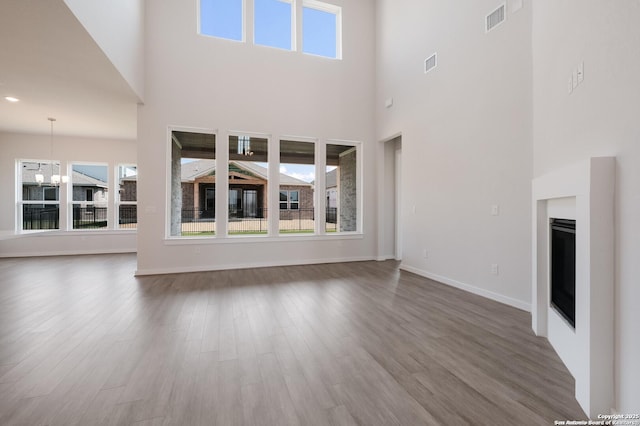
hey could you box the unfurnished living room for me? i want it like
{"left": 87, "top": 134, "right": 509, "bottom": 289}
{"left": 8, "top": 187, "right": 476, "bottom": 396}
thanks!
{"left": 0, "top": 0, "right": 638, "bottom": 425}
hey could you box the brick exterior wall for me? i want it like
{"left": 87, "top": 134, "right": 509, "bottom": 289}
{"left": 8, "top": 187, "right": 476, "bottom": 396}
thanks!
{"left": 120, "top": 180, "right": 137, "bottom": 202}
{"left": 339, "top": 149, "right": 357, "bottom": 232}
{"left": 280, "top": 185, "right": 314, "bottom": 210}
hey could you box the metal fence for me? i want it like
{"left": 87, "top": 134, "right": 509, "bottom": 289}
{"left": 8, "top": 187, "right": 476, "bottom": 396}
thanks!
{"left": 179, "top": 208, "right": 338, "bottom": 235}
{"left": 23, "top": 205, "right": 59, "bottom": 230}
{"left": 119, "top": 205, "right": 137, "bottom": 228}
{"left": 180, "top": 209, "right": 216, "bottom": 235}
{"left": 73, "top": 205, "right": 108, "bottom": 229}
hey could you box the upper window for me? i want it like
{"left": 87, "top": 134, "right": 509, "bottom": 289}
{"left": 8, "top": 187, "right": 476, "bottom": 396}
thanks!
{"left": 200, "top": 0, "right": 244, "bottom": 41}
{"left": 302, "top": 0, "right": 341, "bottom": 59}
{"left": 254, "top": 0, "right": 293, "bottom": 50}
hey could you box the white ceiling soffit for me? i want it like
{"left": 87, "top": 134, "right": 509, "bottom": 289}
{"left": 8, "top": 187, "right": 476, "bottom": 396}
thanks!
{"left": 0, "top": 0, "right": 139, "bottom": 140}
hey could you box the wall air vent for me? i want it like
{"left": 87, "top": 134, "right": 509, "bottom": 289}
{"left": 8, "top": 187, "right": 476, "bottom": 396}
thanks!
{"left": 424, "top": 53, "right": 437, "bottom": 74}
{"left": 486, "top": 4, "right": 506, "bottom": 32}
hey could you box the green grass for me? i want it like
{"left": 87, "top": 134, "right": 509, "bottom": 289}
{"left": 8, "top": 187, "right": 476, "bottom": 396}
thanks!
{"left": 228, "top": 230, "right": 268, "bottom": 235}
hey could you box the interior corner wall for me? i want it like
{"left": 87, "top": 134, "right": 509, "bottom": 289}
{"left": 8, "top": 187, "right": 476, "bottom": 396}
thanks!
{"left": 375, "top": 0, "right": 533, "bottom": 309}
{"left": 136, "top": 0, "right": 376, "bottom": 274}
{"left": 532, "top": 0, "right": 640, "bottom": 414}
{"left": 0, "top": 132, "right": 137, "bottom": 257}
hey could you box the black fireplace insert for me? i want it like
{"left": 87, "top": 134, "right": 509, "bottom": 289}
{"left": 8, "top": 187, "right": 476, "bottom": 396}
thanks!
{"left": 550, "top": 218, "right": 576, "bottom": 328}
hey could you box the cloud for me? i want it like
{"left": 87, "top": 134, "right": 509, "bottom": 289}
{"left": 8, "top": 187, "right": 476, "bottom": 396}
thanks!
{"left": 280, "top": 165, "right": 287, "bottom": 174}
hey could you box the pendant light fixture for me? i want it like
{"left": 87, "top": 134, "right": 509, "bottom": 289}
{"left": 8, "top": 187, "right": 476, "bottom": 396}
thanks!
{"left": 48, "top": 117, "right": 68, "bottom": 186}
{"left": 35, "top": 163, "right": 44, "bottom": 185}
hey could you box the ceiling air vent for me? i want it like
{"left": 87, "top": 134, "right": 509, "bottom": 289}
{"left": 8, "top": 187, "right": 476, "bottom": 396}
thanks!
{"left": 424, "top": 53, "right": 437, "bottom": 74}
{"left": 486, "top": 4, "right": 506, "bottom": 32}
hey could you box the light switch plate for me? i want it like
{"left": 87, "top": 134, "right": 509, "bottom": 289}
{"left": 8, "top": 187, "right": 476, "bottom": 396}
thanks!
{"left": 577, "top": 62, "right": 584, "bottom": 84}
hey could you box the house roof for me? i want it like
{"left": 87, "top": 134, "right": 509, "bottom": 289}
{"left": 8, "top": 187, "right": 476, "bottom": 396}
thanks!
{"left": 181, "top": 160, "right": 312, "bottom": 186}
{"left": 21, "top": 163, "right": 107, "bottom": 187}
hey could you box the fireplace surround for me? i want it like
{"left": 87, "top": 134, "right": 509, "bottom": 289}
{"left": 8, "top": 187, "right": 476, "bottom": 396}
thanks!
{"left": 532, "top": 157, "right": 614, "bottom": 417}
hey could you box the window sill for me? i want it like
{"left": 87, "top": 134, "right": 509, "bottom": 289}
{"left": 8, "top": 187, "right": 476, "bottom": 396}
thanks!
{"left": 8, "top": 229, "right": 136, "bottom": 239}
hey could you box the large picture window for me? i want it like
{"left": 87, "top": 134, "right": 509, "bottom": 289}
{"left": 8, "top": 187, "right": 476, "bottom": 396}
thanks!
{"left": 71, "top": 164, "right": 109, "bottom": 229}
{"left": 170, "top": 130, "right": 216, "bottom": 237}
{"left": 326, "top": 143, "right": 358, "bottom": 232}
{"left": 228, "top": 135, "right": 269, "bottom": 235}
{"left": 117, "top": 165, "right": 137, "bottom": 229}
{"left": 279, "top": 140, "right": 315, "bottom": 233}
{"left": 18, "top": 160, "right": 60, "bottom": 230}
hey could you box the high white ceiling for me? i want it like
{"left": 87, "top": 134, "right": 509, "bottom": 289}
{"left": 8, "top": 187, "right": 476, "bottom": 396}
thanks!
{"left": 0, "top": 0, "right": 139, "bottom": 140}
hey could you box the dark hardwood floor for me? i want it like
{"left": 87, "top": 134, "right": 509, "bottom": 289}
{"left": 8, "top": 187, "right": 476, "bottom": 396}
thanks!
{"left": 0, "top": 254, "right": 585, "bottom": 425}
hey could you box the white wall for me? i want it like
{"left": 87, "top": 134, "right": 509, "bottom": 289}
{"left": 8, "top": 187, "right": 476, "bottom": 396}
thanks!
{"left": 532, "top": 0, "right": 640, "bottom": 414}
{"left": 136, "top": 0, "right": 376, "bottom": 274}
{"left": 0, "top": 132, "right": 137, "bottom": 256}
{"left": 375, "top": 1, "right": 533, "bottom": 309}
{"left": 64, "top": 0, "right": 145, "bottom": 101}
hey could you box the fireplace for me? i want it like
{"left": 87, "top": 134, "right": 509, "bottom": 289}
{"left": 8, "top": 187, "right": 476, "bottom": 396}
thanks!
{"left": 532, "top": 157, "right": 614, "bottom": 417}
{"left": 550, "top": 218, "right": 576, "bottom": 328}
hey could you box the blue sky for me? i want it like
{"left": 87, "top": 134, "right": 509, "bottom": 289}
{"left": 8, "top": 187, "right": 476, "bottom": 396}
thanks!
{"left": 200, "top": 0, "right": 337, "bottom": 58}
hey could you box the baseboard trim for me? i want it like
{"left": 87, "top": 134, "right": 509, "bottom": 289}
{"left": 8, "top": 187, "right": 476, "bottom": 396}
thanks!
{"left": 376, "top": 254, "right": 396, "bottom": 261}
{"left": 0, "top": 248, "right": 136, "bottom": 258}
{"left": 135, "top": 255, "right": 375, "bottom": 276}
{"left": 400, "top": 264, "right": 531, "bottom": 312}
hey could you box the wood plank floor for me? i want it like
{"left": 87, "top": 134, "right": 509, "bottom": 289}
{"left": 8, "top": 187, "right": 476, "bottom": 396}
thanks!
{"left": 0, "top": 254, "right": 586, "bottom": 425}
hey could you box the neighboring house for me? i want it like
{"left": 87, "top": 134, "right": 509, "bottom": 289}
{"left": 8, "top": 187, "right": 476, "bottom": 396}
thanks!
{"left": 21, "top": 162, "right": 108, "bottom": 204}
{"left": 180, "top": 160, "right": 313, "bottom": 220}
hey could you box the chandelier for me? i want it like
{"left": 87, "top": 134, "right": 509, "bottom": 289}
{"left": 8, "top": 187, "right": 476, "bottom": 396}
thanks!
{"left": 35, "top": 117, "right": 68, "bottom": 186}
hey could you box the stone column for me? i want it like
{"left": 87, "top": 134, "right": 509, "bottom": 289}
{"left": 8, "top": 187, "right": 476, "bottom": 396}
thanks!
{"left": 339, "top": 149, "right": 357, "bottom": 232}
{"left": 170, "top": 141, "right": 182, "bottom": 236}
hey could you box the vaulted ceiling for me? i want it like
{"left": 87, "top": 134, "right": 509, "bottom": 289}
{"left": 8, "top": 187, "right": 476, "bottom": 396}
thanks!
{"left": 0, "top": 0, "right": 139, "bottom": 139}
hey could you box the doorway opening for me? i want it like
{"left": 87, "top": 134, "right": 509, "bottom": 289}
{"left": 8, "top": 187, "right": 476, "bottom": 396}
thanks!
{"left": 381, "top": 135, "right": 402, "bottom": 260}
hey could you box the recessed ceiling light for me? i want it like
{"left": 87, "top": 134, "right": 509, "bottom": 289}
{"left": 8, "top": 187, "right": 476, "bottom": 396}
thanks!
{"left": 4, "top": 96, "right": 19, "bottom": 103}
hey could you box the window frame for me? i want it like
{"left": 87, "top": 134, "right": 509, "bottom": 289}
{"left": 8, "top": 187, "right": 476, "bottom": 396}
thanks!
{"left": 70, "top": 162, "right": 110, "bottom": 231}
{"left": 253, "top": 0, "right": 295, "bottom": 51}
{"left": 279, "top": 189, "right": 300, "bottom": 210}
{"left": 198, "top": 0, "right": 246, "bottom": 42}
{"left": 301, "top": 0, "right": 342, "bottom": 60}
{"left": 116, "top": 164, "right": 138, "bottom": 230}
{"left": 166, "top": 126, "right": 218, "bottom": 239}
{"left": 16, "top": 159, "right": 62, "bottom": 232}
{"left": 325, "top": 140, "right": 361, "bottom": 234}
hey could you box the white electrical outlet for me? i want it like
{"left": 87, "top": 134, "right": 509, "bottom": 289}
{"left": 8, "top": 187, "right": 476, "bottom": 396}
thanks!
{"left": 423, "top": 249, "right": 428, "bottom": 259}
{"left": 491, "top": 264, "right": 499, "bottom": 275}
